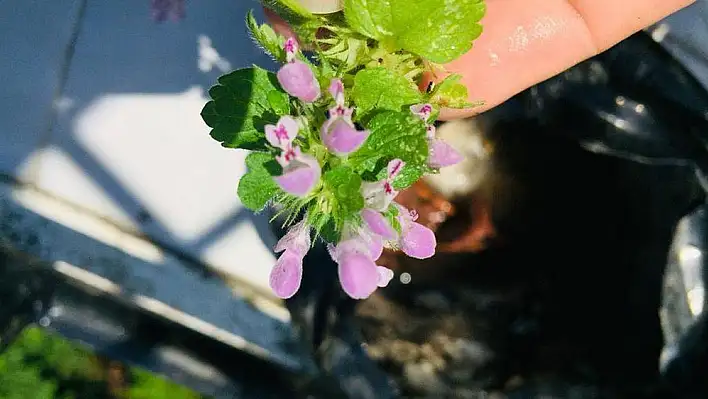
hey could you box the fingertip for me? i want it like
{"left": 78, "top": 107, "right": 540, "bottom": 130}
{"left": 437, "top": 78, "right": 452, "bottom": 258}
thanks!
{"left": 420, "top": 70, "right": 489, "bottom": 121}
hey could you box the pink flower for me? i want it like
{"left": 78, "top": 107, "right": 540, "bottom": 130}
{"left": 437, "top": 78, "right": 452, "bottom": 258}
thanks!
{"left": 376, "top": 266, "right": 394, "bottom": 287}
{"left": 274, "top": 153, "right": 321, "bottom": 197}
{"left": 320, "top": 78, "right": 369, "bottom": 155}
{"left": 361, "top": 208, "right": 397, "bottom": 240}
{"left": 265, "top": 115, "right": 299, "bottom": 150}
{"left": 277, "top": 38, "right": 321, "bottom": 103}
{"left": 428, "top": 138, "right": 464, "bottom": 169}
{"left": 396, "top": 204, "right": 436, "bottom": 259}
{"left": 321, "top": 118, "right": 369, "bottom": 155}
{"left": 338, "top": 251, "right": 379, "bottom": 299}
{"left": 410, "top": 103, "right": 464, "bottom": 169}
{"left": 265, "top": 115, "right": 321, "bottom": 197}
{"left": 270, "top": 250, "right": 304, "bottom": 298}
{"left": 270, "top": 218, "right": 311, "bottom": 299}
{"left": 327, "top": 228, "right": 391, "bottom": 299}
{"left": 410, "top": 103, "right": 433, "bottom": 123}
{"left": 361, "top": 159, "right": 404, "bottom": 212}
{"left": 328, "top": 79, "right": 345, "bottom": 104}
{"left": 274, "top": 217, "right": 311, "bottom": 254}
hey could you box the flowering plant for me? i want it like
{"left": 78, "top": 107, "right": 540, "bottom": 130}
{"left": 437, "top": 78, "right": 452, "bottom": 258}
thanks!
{"left": 201, "top": 0, "right": 486, "bottom": 299}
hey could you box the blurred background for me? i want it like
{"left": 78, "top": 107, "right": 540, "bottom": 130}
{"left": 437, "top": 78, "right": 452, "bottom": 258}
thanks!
{"left": 1, "top": 0, "right": 301, "bottom": 397}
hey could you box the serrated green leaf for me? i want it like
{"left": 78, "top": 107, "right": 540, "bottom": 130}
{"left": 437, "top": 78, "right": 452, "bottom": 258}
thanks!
{"left": 391, "top": 0, "right": 485, "bottom": 63}
{"left": 238, "top": 153, "right": 281, "bottom": 211}
{"left": 202, "top": 66, "right": 287, "bottom": 150}
{"left": 343, "top": 0, "right": 394, "bottom": 39}
{"left": 351, "top": 67, "right": 423, "bottom": 117}
{"left": 343, "top": 0, "right": 485, "bottom": 63}
{"left": 324, "top": 166, "right": 365, "bottom": 218}
{"left": 246, "top": 10, "right": 285, "bottom": 62}
{"left": 428, "top": 74, "right": 478, "bottom": 109}
{"left": 260, "top": 0, "right": 314, "bottom": 21}
{"left": 350, "top": 111, "right": 429, "bottom": 190}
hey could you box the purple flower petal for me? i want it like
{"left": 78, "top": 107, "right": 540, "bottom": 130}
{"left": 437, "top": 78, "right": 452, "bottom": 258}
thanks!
{"left": 265, "top": 116, "right": 299, "bottom": 149}
{"left": 401, "top": 222, "right": 436, "bottom": 259}
{"left": 284, "top": 37, "right": 298, "bottom": 59}
{"left": 410, "top": 103, "right": 433, "bottom": 122}
{"left": 274, "top": 155, "right": 321, "bottom": 197}
{"left": 337, "top": 252, "right": 379, "bottom": 299}
{"left": 428, "top": 138, "right": 464, "bottom": 169}
{"left": 328, "top": 78, "right": 345, "bottom": 102}
{"left": 275, "top": 145, "right": 302, "bottom": 167}
{"left": 274, "top": 218, "right": 311, "bottom": 254}
{"left": 270, "top": 250, "right": 303, "bottom": 299}
{"left": 387, "top": 159, "right": 405, "bottom": 180}
{"left": 376, "top": 266, "right": 394, "bottom": 287}
{"left": 367, "top": 234, "right": 384, "bottom": 261}
{"left": 277, "top": 60, "right": 321, "bottom": 103}
{"left": 332, "top": 238, "right": 364, "bottom": 259}
{"left": 361, "top": 208, "right": 397, "bottom": 240}
{"left": 321, "top": 118, "right": 369, "bottom": 155}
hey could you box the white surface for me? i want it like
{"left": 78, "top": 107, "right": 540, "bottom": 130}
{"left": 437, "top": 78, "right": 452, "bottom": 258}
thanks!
{"left": 11, "top": 0, "right": 281, "bottom": 290}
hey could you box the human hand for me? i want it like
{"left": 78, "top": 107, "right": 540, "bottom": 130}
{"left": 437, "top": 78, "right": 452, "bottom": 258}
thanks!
{"left": 266, "top": 0, "right": 694, "bottom": 120}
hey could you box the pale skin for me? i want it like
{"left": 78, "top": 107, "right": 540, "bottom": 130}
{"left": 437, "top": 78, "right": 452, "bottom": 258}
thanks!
{"left": 267, "top": 0, "right": 695, "bottom": 120}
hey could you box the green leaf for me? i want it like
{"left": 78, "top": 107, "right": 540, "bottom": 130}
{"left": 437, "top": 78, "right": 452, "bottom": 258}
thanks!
{"left": 202, "top": 66, "right": 287, "bottom": 150}
{"left": 267, "top": 90, "right": 291, "bottom": 115}
{"left": 324, "top": 166, "right": 365, "bottom": 218}
{"left": 351, "top": 67, "right": 423, "bottom": 117}
{"left": 382, "top": 204, "right": 402, "bottom": 234}
{"left": 246, "top": 10, "right": 285, "bottom": 62}
{"left": 428, "top": 74, "right": 479, "bottom": 109}
{"left": 343, "top": 0, "right": 394, "bottom": 40}
{"left": 376, "top": 162, "right": 429, "bottom": 189}
{"left": 343, "top": 0, "right": 486, "bottom": 63}
{"left": 391, "top": 0, "right": 486, "bottom": 63}
{"left": 260, "top": 0, "right": 314, "bottom": 21}
{"left": 290, "top": 16, "right": 325, "bottom": 44}
{"left": 238, "top": 153, "right": 281, "bottom": 211}
{"left": 350, "top": 111, "right": 429, "bottom": 190}
{"left": 318, "top": 216, "right": 341, "bottom": 243}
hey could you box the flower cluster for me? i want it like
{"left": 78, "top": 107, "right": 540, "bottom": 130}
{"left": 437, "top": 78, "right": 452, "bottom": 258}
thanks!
{"left": 203, "top": 2, "right": 487, "bottom": 300}
{"left": 262, "top": 38, "right": 454, "bottom": 300}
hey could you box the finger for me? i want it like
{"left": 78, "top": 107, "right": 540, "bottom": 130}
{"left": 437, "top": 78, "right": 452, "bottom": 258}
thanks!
{"left": 432, "top": 0, "right": 694, "bottom": 120}
{"left": 570, "top": 0, "right": 694, "bottom": 51}
{"left": 264, "top": 8, "right": 297, "bottom": 39}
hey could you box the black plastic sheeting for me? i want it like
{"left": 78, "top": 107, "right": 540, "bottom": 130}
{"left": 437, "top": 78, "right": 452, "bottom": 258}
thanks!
{"left": 277, "top": 31, "right": 708, "bottom": 398}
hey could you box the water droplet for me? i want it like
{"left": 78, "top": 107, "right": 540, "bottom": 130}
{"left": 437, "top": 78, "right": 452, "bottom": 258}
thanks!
{"left": 400, "top": 272, "right": 412, "bottom": 284}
